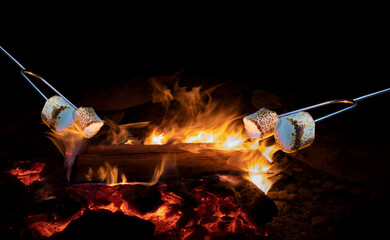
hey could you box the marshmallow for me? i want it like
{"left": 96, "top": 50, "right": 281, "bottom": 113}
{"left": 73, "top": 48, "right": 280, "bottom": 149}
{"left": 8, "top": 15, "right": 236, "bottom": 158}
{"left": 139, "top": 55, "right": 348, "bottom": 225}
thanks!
{"left": 243, "top": 107, "right": 279, "bottom": 140}
{"left": 75, "top": 107, "right": 104, "bottom": 138}
{"left": 41, "top": 95, "right": 77, "bottom": 133}
{"left": 274, "top": 111, "right": 315, "bottom": 153}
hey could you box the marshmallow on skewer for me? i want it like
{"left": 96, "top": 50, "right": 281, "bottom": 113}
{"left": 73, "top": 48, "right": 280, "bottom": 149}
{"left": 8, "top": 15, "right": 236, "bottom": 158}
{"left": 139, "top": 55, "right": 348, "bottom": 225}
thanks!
{"left": 274, "top": 111, "right": 315, "bottom": 153}
{"left": 75, "top": 107, "right": 104, "bottom": 138}
{"left": 243, "top": 107, "right": 279, "bottom": 140}
{"left": 41, "top": 95, "right": 77, "bottom": 133}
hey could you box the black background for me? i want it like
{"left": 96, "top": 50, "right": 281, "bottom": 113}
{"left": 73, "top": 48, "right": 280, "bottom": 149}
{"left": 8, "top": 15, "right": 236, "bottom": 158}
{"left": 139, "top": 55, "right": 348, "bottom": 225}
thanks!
{"left": 1, "top": 7, "right": 388, "bottom": 101}
{"left": 0, "top": 7, "right": 388, "bottom": 141}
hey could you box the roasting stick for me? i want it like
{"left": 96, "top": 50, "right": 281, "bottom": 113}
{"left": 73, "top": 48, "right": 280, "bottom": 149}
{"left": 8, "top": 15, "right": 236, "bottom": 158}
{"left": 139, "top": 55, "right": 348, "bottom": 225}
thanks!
{"left": 0, "top": 45, "right": 104, "bottom": 137}
{"left": 0, "top": 45, "right": 77, "bottom": 108}
{"left": 278, "top": 87, "right": 390, "bottom": 122}
{"left": 273, "top": 88, "right": 390, "bottom": 152}
{"left": 244, "top": 87, "right": 390, "bottom": 152}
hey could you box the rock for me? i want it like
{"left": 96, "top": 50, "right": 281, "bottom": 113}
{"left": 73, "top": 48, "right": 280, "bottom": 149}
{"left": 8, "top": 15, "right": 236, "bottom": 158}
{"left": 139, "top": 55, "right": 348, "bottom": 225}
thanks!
{"left": 298, "top": 188, "right": 314, "bottom": 198}
{"left": 274, "top": 201, "right": 290, "bottom": 215}
{"left": 309, "top": 180, "right": 322, "bottom": 186}
{"left": 286, "top": 193, "right": 296, "bottom": 201}
{"left": 285, "top": 183, "right": 298, "bottom": 193}
{"left": 290, "top": 122, "right": 390, "bottom": 185}
{"left": 301, "top": 201, "right": 314, "bottom": 209}
{"left": 321, "top": 181, "right": 335, "bottom": 191}
{"left": 267, "top": 191, "right": 279, "bottom": 199}
{"left": 311, "top": 216, "right": 329, "bottom": 226}
{"left": 292, "top": 167, "right": 303, "bottom": 173}
{"left": 349, "top": 187, "right": 363, "bottom": 196}
{"left": 334, "top": 184, "right": 350, "bottom": 191}
{"left": 278, "top": 190, "right": 289, "bottom": 200}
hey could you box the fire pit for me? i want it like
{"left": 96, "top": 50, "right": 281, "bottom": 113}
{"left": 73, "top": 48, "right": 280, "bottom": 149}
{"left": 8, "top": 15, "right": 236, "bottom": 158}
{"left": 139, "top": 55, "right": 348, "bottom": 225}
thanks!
{"left": 1, "top": 70, "right": 286, "bottom": 239}
{"left": 1, "top": 42, "right": 390, "bottom": 239}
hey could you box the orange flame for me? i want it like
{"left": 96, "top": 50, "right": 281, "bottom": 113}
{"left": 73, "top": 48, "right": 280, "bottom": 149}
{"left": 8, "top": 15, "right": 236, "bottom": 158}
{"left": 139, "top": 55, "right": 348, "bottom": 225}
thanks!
{"left": 141, "top": 79, "right": 281, "bottom": 194}
{"left": 145, "top": 131, "right": 167, "bottom": 145}
{"left": 44, "top": 79, "right": 280, "bottom": 194}
{"left": 14, "top": 78, "right": 281, "bottom": 239}
{"left": 86, "top": 79, "right": 282, "bottom": 194}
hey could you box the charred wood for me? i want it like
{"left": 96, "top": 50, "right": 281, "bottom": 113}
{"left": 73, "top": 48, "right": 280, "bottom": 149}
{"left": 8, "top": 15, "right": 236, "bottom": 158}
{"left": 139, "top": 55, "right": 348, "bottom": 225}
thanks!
{"left": 71, "top": 144, "right": 249, "bottom": 184}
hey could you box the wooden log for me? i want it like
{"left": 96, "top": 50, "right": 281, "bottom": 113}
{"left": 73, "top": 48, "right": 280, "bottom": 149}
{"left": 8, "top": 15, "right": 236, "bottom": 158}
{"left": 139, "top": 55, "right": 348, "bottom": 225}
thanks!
{"left": 84, "top": 143, "right": 214, "bottom": 155}
{"left": 71, "top": 144, "right": 252, "bottom": 184}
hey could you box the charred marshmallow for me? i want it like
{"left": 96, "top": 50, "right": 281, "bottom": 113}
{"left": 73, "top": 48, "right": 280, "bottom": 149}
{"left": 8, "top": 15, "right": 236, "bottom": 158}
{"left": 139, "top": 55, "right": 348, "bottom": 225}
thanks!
{"left": 243, "top": 107, "right": 279, "bottom": 140}
{"left": 274, "top": 111, "right": 315, "bottom": 153}
{"left": 41, "top": 95, "right": 77, "bottom": 133}
{"left": 75, "top": 107, "right": 104, "bottom": 138}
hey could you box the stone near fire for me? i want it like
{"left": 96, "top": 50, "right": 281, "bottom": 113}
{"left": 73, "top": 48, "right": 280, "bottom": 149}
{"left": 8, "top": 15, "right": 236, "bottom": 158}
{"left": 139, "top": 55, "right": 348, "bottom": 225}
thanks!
{"left": 41, "top": 95, "right": 77, "bottom": 134}
{"left": 243, "top": 107, "right": 279, "bottom": 140}
{"left": 75, "top": 107, "right": 104, "bottom": 138}
{"left": 274, "top": 111, "right": 315, "bottom": 153}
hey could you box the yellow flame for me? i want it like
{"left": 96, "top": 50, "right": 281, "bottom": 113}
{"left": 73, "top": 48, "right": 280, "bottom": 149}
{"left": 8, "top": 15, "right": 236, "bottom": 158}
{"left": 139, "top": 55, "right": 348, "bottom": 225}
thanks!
{"left": 49, "top": 78, "right": 282, "bottom": 193}
{"left": 86, "top": 159, "right": 165, "bottom": 187}
{"left": 141, "top": 80, "right": 282, "bottom": 193}
{"left": 145, "top": 131, "right": 167, "bottom": 145}
{"left": 125, "top": 139, "right": 134, "bottom": 145}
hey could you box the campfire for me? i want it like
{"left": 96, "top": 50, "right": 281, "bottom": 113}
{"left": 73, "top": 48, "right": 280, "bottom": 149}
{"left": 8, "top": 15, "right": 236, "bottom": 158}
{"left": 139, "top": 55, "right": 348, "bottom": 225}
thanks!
{"left": 4, "top": 78, "right": 286, "bottom": 239}
{"left": 2, "top": 41, "right": 390, "bottom": 240}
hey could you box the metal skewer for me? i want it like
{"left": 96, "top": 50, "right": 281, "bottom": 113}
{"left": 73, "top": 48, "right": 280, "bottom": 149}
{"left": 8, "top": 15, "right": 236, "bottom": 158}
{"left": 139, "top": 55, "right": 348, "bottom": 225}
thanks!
{"left": 0, "top": 44, "right": 77, "bottom": 109}
{"left": 279, "top": 88, "right": 390, "bottom": 122}
{"left": 1, "top": 44, "right": 389, "bottom": 123}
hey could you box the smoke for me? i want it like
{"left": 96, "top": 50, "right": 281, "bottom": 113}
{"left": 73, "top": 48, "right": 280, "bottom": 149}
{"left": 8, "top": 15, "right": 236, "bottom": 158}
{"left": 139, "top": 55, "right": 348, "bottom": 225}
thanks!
{"left": 46, "top": 127, "right": 87, "bottom": 181}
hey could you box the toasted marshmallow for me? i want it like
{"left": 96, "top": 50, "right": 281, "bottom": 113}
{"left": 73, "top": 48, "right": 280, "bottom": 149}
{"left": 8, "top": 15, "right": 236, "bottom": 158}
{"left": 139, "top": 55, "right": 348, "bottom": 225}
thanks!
{"left": 274, "top": 111, "right": 315, "bottom": 153}
{"left": 243, "top": 107, "right": 279, "bottom": 140}
{"left": 75, "top": 107, "right": 104, "bottom": 138}
{"left": 41, "top": 95, "right": 77, "bottom": 133}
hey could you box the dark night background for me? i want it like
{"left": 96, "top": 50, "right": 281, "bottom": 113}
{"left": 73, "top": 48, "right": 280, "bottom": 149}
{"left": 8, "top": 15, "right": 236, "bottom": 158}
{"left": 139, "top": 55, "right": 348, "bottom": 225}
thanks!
{"left": 1, "top": 7, "right": 388, "bottom": 148}
{"left": 1, "top": 7, "right": 388, "bottom": 103}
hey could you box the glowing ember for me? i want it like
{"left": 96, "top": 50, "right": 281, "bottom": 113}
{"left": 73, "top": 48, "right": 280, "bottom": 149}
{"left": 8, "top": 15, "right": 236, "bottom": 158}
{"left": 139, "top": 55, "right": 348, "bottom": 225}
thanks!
{"left": 28, "top": 211, "right": 84, "bottom": 237}
{"left": 7, "top": 162, "right": 45, "bottom": 186}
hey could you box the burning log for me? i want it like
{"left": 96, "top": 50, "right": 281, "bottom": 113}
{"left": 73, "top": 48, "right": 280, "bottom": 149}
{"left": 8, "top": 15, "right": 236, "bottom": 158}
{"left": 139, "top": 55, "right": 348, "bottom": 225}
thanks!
{"left": 70, "top": 144, "right": 250, "bottom": 184}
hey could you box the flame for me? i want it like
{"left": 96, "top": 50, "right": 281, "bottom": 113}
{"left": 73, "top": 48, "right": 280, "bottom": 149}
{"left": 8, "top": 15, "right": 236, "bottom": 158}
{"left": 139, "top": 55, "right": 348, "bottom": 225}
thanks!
{"left": 9, "top": 78, "right": 282, "bottom": 239}
{"left": 37, "top": 79, "right": 282, "bottom": 200}
{"left": 44, "top": 79, "right": 280, "bottom": 194}
{"left": 145, "top": 131, "right": 167, "bottom": 145}
{"left": 142, "top": 79, "right": 281, "bottom": 194}
{"left": 86, "top": 159, "right": 165, "bottom": 187}
{"left": 46, "top": 127, "right": 87, "bottom": 180}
